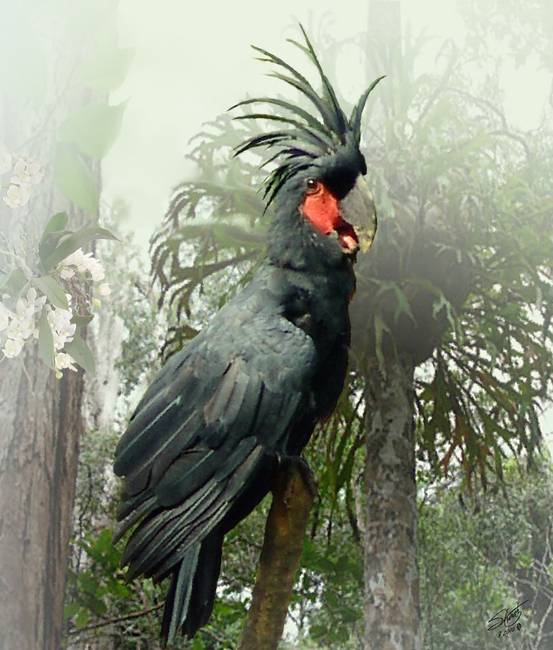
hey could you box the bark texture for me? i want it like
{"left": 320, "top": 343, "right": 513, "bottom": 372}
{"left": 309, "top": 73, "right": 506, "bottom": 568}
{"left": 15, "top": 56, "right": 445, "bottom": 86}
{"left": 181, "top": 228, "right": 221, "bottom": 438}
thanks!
{"left": 0, "top": 363, "right": 84, "bottom": 650}
{"left": 239, "top": 462, "right": 315, "bottom": 650}
{"left": 362, "top": 355, "right": 421, "bottom": 650}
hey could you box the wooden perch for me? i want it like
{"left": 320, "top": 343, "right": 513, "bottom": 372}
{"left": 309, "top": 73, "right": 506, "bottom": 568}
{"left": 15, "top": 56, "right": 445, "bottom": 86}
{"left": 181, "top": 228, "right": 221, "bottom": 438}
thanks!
{"left": 238, "top": 460, "right": 315, "bottom": 650}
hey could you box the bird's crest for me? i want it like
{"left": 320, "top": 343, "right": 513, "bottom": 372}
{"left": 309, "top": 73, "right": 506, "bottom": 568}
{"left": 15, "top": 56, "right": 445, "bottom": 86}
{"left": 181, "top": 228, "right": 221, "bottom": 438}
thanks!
{"left": 230, "top": 25, "right": 385, "bottom": 208}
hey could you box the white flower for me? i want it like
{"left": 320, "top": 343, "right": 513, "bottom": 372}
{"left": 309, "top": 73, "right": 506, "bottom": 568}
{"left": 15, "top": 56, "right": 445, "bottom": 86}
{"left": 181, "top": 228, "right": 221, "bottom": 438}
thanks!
{"left": 97, "top": 282, "right": 111, "bottom": 297}
{"left": 55, "top": 351, "right": 77, "bottom": 372}
{"left": 86, "top": 256, "right": 105, "bottom": 282}
{"left": 0, "top": 143, "right": 12, "bottom": 175}
{"left": 16, "top": 287, "right": 43, "bottom": 319}
{"left": 3, "top": 337, "right": 24, "bottom": 358}
{"left": 7, "top": 315, "right": 34, "bottom": 341}
{"left": 0, "top": 303, "right": 12, "bottom": 332}
{"left": 0, "top": 288, "right": 46, "bottom": 344}
{"left": 12, "top": 157, "right": 44, "bottom": 185}
{"left": 59, "top": 248, "right": 105, "bottom": 281}
{"left": 60, "top": 249, "right": 88, "bottom": 273}
{"left": 47, "top": 306, "right": 76, "bottom": 350}
{"left": 59, "top": 267, "right": 75, "bottom": 280}
{"left": 24, "top": 287, "right": 39, "bottom": 309}
{"left": 3, "top": 182, "right": 31, "bottom": 208}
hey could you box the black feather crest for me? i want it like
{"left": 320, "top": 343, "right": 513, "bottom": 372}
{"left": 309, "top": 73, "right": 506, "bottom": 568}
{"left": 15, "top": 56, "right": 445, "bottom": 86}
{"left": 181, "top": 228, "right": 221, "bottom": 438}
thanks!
{"left": 230, "top": 24, "right": 385, "bottom": 208}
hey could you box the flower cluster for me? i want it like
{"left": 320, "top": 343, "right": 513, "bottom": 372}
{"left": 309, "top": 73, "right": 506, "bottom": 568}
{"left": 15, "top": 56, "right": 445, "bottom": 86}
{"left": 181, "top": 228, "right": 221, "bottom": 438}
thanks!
{"left": 48, "top": 298, "right": 78, "bottom": 377}
{"left": 58, "top": 248, "right": 111, "bottom": 297}
{"left": 0, "top": 143, "right": 44, "bottom": 209}
{"left": 0, "top": 288, "right": 46, "bottom": 359}
{"left": 1, "top": 248, "right": 110, "bottom": 377}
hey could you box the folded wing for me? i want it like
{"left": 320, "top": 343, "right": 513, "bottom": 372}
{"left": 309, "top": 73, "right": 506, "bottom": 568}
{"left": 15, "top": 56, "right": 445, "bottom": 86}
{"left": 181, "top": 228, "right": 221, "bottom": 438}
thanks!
{"left": 113, "top": 306, "right": 317, "bottom": 583}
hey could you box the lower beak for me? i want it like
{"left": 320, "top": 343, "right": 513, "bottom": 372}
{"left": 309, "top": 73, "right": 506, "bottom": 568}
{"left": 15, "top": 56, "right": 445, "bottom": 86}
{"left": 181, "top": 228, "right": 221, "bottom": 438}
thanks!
{"left": 339, "top": 176, "right": 377, "bottom": 254}
{"left": 336, "top": 229, "right": 359, "bottom": 255}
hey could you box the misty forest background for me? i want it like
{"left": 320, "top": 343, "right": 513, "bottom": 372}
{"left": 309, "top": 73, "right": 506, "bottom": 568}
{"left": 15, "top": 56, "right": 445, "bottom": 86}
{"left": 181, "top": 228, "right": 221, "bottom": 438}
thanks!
{"left": 0, "top": 1, "right": 553, "bottom": 649}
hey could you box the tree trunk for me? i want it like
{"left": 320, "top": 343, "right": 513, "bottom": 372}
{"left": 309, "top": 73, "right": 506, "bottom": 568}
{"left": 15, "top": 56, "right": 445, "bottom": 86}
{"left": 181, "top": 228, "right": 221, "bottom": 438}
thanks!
{"left": 0, "top": 361, "right": 85, "bottom": 650}
{"left": 0, "top": 4, "right": 99, "bottom": 648}
{"left": 362, "top": 355, "right": 421, "bottom": 650}
{"left": 239, "top": 461, "right": 315, "bottom": 650}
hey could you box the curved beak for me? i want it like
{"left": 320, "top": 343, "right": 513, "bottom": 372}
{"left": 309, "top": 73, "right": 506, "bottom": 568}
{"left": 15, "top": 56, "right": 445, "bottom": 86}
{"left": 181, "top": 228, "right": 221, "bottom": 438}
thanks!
{"left": 339, "top": 175, "right": 377, "bottom": 254}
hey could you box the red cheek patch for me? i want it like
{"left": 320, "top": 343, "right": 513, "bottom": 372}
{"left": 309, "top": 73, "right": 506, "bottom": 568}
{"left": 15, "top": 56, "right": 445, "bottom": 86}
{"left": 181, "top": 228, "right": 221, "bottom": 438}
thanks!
{"left": 301, "top": 183, "right": 359, "bottom": 253}
{"left": 301, "top": 184, "right": 341, "bottom": 235}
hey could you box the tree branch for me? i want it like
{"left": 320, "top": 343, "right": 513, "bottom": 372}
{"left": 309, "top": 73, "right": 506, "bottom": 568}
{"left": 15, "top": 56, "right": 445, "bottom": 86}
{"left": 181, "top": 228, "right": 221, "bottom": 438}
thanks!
{"left": 238, "top": 459, "right": 315, "bottom": 650}
{"left": 67, "top": 602, "right": 163, "bottom": 635}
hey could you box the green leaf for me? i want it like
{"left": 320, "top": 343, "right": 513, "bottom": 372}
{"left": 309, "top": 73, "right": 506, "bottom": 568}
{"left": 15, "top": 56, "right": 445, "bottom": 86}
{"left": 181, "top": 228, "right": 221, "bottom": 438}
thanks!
{"left": 58, "top": 102, "right": 126, "bottom": 159}
{"left": 71, "top": 314, "right": 94, "bottom": 327}
{"left": 38, "top": 311, "right": 55, "bottom": 369}
{"left": 517, "top": 553, "right": 532, "bottom": 569}
{"left": 43, "top": 225, "right": 117, "bottom": 271}
{"left": 42, "top": 212, "right": 69, "bottom": 236}
{"left": 65, "top": 334, "right": 95, "bottom": 374}
{"left": 191, "top": 637, "right": 205, "bottom": 650}
{"left": 54, "top": 144, "right": 98, "bottom": 215}
{"left": 392, "top": 284, "right": 416, "bottom": 325}
{"left": 63, "top": 601, "right": 80, "bottom": 621}
{"left": 1, "top": 268, "right": 28, "bottom": 297}
{"left": 32, "top": 276, "right": 69, "bottom": 310}
{"left": 74, "top": 609, "right": 90, "bottom": 629}
{"left": 86, "top": 528, "right": 113, "bottom": 562}
{"left": 80, "top": 47, "right": 134, "bottom": 93}
{"left": 38, "top": 213, "right": 70, "bottom": 267}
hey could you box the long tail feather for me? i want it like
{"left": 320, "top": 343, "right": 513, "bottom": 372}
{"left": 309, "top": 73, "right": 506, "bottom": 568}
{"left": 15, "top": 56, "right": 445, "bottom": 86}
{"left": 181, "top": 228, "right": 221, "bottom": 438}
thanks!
{"left": 160, "top": 533, "right": 223, "bottom": 645}
{"left": 161, "top": 542, "right": 201, "bottom": 645}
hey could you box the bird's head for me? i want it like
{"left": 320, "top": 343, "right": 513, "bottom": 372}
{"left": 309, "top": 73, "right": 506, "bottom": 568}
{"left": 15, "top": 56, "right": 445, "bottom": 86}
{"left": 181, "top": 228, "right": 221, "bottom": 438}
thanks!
{"left": 231, "top": 26, "right": 384, "bottom": 265}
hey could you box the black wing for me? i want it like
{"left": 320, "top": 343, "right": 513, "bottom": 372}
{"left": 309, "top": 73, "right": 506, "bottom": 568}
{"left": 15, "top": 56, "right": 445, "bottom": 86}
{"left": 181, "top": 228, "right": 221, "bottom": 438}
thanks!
{"left": 113, "top": 294, "right": 317, "bottom": 582}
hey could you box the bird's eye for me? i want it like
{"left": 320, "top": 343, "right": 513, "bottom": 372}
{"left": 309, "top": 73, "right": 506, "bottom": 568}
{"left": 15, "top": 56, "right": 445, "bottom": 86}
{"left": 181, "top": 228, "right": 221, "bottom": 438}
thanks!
{"left": 305, "top": 178, "right": 321, "bottom": 194}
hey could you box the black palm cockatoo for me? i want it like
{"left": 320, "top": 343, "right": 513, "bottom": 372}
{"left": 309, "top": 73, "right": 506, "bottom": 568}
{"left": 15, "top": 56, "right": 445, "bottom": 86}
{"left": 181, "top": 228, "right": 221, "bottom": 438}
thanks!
{"left": 113, "top": 26, "right": 383, "bottom": 644}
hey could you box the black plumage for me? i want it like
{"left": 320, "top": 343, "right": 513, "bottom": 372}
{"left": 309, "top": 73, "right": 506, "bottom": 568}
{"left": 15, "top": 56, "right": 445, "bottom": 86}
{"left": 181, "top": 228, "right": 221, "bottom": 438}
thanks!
{"left": 113, "top": 25, "right": 382, "bottom": 644}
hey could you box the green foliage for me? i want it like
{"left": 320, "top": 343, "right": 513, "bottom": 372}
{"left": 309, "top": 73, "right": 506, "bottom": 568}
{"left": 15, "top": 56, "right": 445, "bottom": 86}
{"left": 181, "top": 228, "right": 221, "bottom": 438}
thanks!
{"left": 59, "top": 102, "right": 127, "bottom": 159}
{"left": 106, "top": 227, "right": 166, "bottom": 400}
{"left": 65, "top": 528, "right": 132, "bottom": 627}
{"left": 51, "top": 22, "right": 128, "bottom": 210}
{"left": 65, "top": 334, "right": 95, "bottom": 373}
{"left": 459, "top": 0, "right": 553, "bottom": 71}
{"left": 32, "top": 275, "right": 69, "bottom": 309}
{"left": 150, "top": 113, "right": 267, "bottom": 348}
{"left": 0, "top": 268, "right": 27, "bottom": 297}
{"left": 40, "top": 222, "right": 117, "bottom": 272}
{"left": 54, "top": 144, "right": 99, "bottom": 215}
{"left": 298, "top": 535, "right": 364, "bottom": 648}
{"left": 419, "top": 460, "right": 553, "bottom": 649}
{"left": 80, "top": 45, "right": 134, "bottom": 93}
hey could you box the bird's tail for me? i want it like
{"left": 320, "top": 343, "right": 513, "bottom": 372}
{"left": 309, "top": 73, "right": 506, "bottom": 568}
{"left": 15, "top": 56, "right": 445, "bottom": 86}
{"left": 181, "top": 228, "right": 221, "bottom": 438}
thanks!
{"left": 160, "top": 531, "right": 223, "bottom": 645}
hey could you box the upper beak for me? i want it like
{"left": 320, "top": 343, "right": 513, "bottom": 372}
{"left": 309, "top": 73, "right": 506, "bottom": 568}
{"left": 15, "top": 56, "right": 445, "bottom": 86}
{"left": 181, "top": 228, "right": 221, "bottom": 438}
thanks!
{"left": 339, "top": 175, "right": 377, "bottom": 254}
